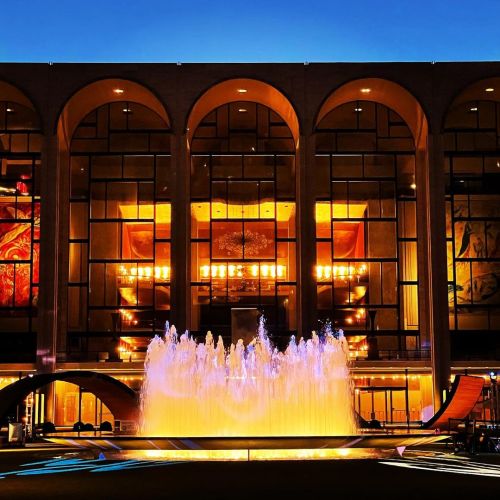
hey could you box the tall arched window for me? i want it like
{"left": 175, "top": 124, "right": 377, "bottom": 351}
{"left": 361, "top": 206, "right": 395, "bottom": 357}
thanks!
{"left": 0, "top": 99, "right": 41, "bottom": 362}
{"left": 190, "top": 101, "right": 297, "bottom": 346}
{"left": 315, "top": 100, "right": 419, "bottom": 358}
{"left": 444, "top": 98, "right": 500, "bottom": 354}
{"left": 67, "top": 101, "right": 171, "bottom": 361}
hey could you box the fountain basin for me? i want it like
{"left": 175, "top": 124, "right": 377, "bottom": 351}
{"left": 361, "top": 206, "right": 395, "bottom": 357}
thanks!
{"left": 46, "top": 433, "right": 448, "bottom": 461}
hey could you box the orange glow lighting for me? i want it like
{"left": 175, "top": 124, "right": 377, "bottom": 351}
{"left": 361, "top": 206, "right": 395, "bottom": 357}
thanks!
{"left": 200, "top": 263, "right": 285, "bottom": 279}
{"left": 315, "top": 264, "right": 367, "bottom": 281}
{"left": 118, "top": 265, "right": 171, "bottom": 282}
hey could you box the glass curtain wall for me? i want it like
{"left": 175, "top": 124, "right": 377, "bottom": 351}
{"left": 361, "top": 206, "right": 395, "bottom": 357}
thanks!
{"left": 0, "top": 101, "right": 41, "bottom": 362}
{"left": 190, "top": 102, "right": 297, "bottom": 347}
{"left": 68, "top": 102, "right": 171, "bottom": 361}
{"left": 314, "top": 101, "right": 420, "bottom": 360}
{"left": 444, "top": 100, "right": 500, "bottom": 358}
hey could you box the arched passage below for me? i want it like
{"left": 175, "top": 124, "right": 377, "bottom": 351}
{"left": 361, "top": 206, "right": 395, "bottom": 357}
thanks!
{"left": 0, "top": 371, "right": 139, "bottom": 423}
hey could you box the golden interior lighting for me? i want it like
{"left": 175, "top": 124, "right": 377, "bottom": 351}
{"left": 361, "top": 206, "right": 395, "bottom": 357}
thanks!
{"left": 118, "top": 265, "right": 171, "bottom": 282}
{"left": 485, "top": 87, "right": 494, "bottom": 92}
{"left": 315, "top": 264, "right": 367, "bottom": 281}
{"left": 119, "top": 308, "right": 136, "bottom": 324}
{"left": 113, "top": 88, "right": 124, "bottom": 94}
{"left": 315, "top": 201, "right": 366, "bottom": 221}
{"left": 200, "top": 263, "right": 286, "bottom": 279}
{"left": 192, "top": 201, "right": 293, "bottom": 221}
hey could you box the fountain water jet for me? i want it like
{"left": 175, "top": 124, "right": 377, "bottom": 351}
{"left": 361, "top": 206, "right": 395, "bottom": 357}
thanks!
{"left": 140, "top": 318, "right": 356, "bottom": 437}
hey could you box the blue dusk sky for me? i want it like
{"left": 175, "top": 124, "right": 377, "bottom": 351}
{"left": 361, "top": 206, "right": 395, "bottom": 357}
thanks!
{"left": 1, "top": 0, "right": 499, "bottom": 63}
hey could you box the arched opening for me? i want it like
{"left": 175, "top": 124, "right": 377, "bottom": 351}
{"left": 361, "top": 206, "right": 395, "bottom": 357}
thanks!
{"left": 186, "top": 78, "right": 299, "bottom": 148}
{"left": 0, "top": 82, "right": 41, "bottom": 363}
{"left": 314, "top": 79, "right": 433, "bottom": 422}
{"left": 0, "top": 371, "right": 139, "bottom": 429}
{"left": 315, "top": 78, "right": 428, "bottom": 151}
{"left": 57, "top": 80, "right": 172, "bottom": 363}
{"left": 188, "top": 79, "right": 300, "bottom": 346}
{"left": 443, "top": 78, "right": 500, "bottom": 360}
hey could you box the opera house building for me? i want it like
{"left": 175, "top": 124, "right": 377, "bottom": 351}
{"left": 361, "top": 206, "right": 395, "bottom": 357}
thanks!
{"left": 0, "top": 62, "right": 499, "bottom": 427}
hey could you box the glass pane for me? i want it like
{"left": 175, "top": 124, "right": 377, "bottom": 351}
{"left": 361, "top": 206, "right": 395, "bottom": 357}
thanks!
{"left": 70, "top": 203, "right": 88, "bottom": 239}
{"left": 122, "top": 222, "right": 153, "bottom": 259}
{"left": 367, "top": 221, "right": 396, "bottom": 258}
{"left": 90, "top": 222, "right": 119, "bottom": 259}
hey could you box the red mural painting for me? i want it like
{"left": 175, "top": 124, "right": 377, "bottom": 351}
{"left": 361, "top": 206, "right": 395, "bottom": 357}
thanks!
{"left": 0, "top": 202, "right": 39, "bottom": 307}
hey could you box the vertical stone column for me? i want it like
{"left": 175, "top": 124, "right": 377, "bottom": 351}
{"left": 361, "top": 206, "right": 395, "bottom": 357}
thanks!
{"left": 36, "top": 132, "right": 64, "bottom": 421}
{"left": 298, "top": 133, "right": 318, "bottom": 337}
{"left": 418, "top": 134, "right": 450, "bottom": 410}
{"left": 170, "top": 133, "right": 189, "bottom": 331}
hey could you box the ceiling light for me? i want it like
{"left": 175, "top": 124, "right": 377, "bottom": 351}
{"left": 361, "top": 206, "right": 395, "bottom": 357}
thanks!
{"left": 410, "top": 183, "right": 417, "bottom": 190}
{"left": 360, "top": 88, "right": 371, "bottom": 94}
{"left": 237, "top": 88, "right": 247, "bottom": 93}
{"left": 354, "top": 107, "right": 363, "bottom": 112}
{"left": 113, "top": 88, "right": 124, "bottom": 94}
{"left": 238, "top": 108, "right": 247, "bottom": 113}
{"left": 122, "top": 108, "right": 132, "bottom": 113}
{"left": 485, "top": 87, "right": 494, "bottom": 92}
{"left": 6, "top": 108, "right": 14, "bottom": 113}
{"left": 470, "top": 107, "right": 478, "bottom": 112}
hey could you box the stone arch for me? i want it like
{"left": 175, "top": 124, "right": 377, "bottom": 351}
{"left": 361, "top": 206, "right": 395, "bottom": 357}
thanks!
{"left": 56, "top": 78, "right": 170, "bottom": 147}
{"left": 0, "top": 79, "right": 40, "bottom": 126}
{"left": 0, "top": 371, "right": 139, "bottom": 423}
{"left": 315, "top": 77, "right": 428, "bottom": 150}
{"left": 186, "top": 78, "right": 300, "bottom": 148}
{"left": 442, "top": 76, "right": 500, "bottom": 130}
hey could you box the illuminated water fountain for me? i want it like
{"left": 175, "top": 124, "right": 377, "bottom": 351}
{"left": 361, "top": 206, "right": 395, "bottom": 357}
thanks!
{"left": 140, "top": 318, "right": 356, "bottom": 437}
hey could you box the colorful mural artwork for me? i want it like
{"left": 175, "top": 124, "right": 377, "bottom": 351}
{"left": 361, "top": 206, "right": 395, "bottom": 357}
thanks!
{"left": 0, "top": 201, "right": 39, "bottom": 307}
{"left": 448, "top": 199, "right": 500, "bottom": 307}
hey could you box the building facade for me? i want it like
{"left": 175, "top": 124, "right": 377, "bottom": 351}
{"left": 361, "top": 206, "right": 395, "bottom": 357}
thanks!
{"left": 0, "top": 62, "right": 499, "bottom": 427}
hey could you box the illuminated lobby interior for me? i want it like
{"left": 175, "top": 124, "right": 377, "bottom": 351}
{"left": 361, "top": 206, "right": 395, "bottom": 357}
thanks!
{"left": 0, "top": 62, "right": 499, "bottom": 428}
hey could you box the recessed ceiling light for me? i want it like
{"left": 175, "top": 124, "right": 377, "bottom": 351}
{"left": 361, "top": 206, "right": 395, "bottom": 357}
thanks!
{"left": 6, "top": 108, "right": 14, "bottom": 113}
{"left": 238, "top": 108, "right": 247, "bottom": 113}
{"left": 470, "top": 107, "right": 478, "bottom": 112}
{"left": 410, "top": 183, "right": 417, "bottom": 190}
{"left": 237, "top": 88, "right": 247, "bottom": 93}
{"left": 354, "top": 107, "right": 363, "bottom": 112}
{"left": 122, "top": 108, "right": 132, "bottom": 113}
{"left": 485, "top": 87, "right": 494, "bottom": 92}
{"left": 360, "top": 88, "right": 371, "bottom": 94}
{"left": 113, "top": 88, "right": 124, "bottom": 94}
